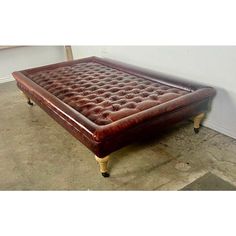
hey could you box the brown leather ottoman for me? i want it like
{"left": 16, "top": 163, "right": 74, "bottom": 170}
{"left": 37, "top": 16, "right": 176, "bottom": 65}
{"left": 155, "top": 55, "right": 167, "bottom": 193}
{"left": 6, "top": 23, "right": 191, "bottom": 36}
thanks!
{"left": 12, "top": 57, "right": 216, "bottom": 177}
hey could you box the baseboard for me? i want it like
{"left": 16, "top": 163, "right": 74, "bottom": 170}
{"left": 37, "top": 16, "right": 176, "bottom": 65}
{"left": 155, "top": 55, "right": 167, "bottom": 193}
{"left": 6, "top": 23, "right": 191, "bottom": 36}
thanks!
{"left": 204, "top": 120, "right": 236, "bottom": 140}
{"left": 0, "top": 76, "right": 14, "bottom": 84}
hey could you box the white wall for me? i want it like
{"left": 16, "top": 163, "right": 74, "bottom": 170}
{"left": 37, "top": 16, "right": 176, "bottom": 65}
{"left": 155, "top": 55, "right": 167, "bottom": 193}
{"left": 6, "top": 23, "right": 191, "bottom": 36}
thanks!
{"left": 73, "top": 46, "right": 236, "bottom": 139}
{"left": 0, "top": 46, "right": 65, "bottom": 83}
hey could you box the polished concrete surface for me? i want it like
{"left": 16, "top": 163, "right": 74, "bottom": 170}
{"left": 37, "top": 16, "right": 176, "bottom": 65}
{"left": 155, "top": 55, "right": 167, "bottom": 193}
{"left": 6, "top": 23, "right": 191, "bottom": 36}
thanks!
{"left": 0, "top": 81, "right": 236, "bottom": 190}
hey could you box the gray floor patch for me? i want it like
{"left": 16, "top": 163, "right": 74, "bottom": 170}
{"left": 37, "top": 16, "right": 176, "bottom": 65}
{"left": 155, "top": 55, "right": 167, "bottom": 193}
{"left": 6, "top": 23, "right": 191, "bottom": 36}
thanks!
{"left": 181, "top": 172, "right": 236, "bottom": 191}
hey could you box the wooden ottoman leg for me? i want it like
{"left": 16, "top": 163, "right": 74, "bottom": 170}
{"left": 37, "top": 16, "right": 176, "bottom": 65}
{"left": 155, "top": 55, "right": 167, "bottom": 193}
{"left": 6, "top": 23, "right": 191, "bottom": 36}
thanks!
{"left": 65, "top": 46, "right": 74, "bottom": 61}
{"left": 193, "top": 113, "right": 205, "bottom": 134}
{"left": 21, "top": 92, "right": 34, "bottom": 106}
{"left": 95, "top": 155, "right": 110, "bottom": 177}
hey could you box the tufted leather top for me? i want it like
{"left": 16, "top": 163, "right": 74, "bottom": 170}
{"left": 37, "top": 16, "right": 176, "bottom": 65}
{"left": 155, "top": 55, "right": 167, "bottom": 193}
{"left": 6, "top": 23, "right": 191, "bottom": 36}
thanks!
{"left": 24, "top": 61, "right": 190, "bottom": 126}
{"left": 13, "top": 57, "right": 216, "bottom": 148}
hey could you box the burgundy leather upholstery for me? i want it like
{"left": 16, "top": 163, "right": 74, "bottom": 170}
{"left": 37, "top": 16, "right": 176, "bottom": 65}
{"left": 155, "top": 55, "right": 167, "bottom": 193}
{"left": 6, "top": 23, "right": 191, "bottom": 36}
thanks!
{"left": 13, "top": 57, "right": 216, "bottom": 157}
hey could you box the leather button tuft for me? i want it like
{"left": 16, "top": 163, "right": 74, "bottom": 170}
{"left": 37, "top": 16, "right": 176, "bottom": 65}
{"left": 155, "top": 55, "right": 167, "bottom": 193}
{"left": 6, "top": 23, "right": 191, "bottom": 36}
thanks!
{"left": 27, "top": 62, "right": 190, "bottom": 126}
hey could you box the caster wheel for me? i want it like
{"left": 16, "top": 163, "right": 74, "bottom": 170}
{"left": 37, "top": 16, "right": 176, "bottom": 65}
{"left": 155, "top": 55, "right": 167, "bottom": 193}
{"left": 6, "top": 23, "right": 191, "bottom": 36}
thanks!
{"left": 102, "top": 172, "right": 110, "bottom": 178}
{"left": 194, "top": 128, "right": 199, "bottom": 134}
{"left": 27, "top": 100, "right": 34, "bottom": 106}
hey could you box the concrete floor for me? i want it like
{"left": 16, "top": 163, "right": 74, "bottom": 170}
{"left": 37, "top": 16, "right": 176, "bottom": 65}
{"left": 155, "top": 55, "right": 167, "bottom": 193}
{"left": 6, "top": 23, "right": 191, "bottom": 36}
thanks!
{"left": 1, "top": 81, "right": 236, "bottom": 190}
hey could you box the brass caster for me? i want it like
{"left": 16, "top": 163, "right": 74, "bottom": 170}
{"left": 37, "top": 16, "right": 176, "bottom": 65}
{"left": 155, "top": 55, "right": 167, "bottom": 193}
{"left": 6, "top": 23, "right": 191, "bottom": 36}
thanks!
{"left": 27, "top": 100, "right": 34, "bottom": 106}
{"left": 194, "top": 128, "right": 199, "bottom": 134}
{"left": 102, "top": 172, "right": 110, "bottom": 178}
{"left": 21, "top": 92, "right": 34, "bottom": 106}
